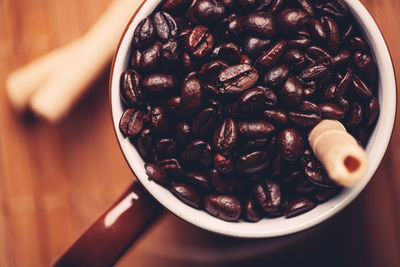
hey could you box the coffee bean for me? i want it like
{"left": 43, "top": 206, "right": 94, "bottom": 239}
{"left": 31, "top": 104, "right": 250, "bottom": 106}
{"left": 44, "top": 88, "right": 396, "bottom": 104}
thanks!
{"left": 297, "top": 0, "right": 314, "bottom": 15}
{"left": 289, "top": 100, "right": 321, "bottom": 127}
{"left": 309, "top": 18, "right": 326, "bottom": 42}
{"left": 142, "top": 73, "right": 178, "bottom": 95}
{"left": 145, "top": 163, "right": 169, "bottom": 184}
{"left": 350, "top": 36, "right": 369, "bottom": 53}
{"left": 182, "top": 139, "right": 213, "bottom": 167}
{"left": 158, "top": 158, "right": 184, "bottom": 177}
{"left": 135, "top": 128, "right": 153, "bottom": 160}
{"left": 255, "top": 41, "right": 286, "bottom": 70}
{"left": 209, "top": 168, "right": 235, "bottom": 193}
{"left": 354, "top": 51, "right": 378, "bottom": 83}
{"left": 213, "top": 118, "right": 238, "bottom": 154}
{"left": 335, "top": 71, "right": 352, "bottom": 96}
{"left": 218, "top": 43, "right": 241, "bottom": 65}
{"left": 243, "top": 197, "right": 263, "bottom": 222}
{"left": 204, "top": 195, "right": 242, "bottom": 221}
{"left": 191, "top": 0, "right": 226, "bottom": 25}
{"left": 279, "top": 76, "right": 303, "bottom": 106}
{"left": 176, "top": 122, "right": 192, "bottom": 146}
{"left": 181, "top": 74, "right": 203, "bottom": 112}
{"left": 237, "top": 151, "right": 269, "bottom": 174}
{"left": 185, "top": 171, "right": 212, "bottom": 191}
{"left": 345, "top": 101, "right": 363, "bottom": 127}
{"left": 162, "top": 39, "right": 181, "bottom": 62}
{"left": 334, "top": 49, "right": 351, "bottom": 69}
{"left": 351, "top": 73, "right": 372, "bottom": 99}
{"left": 287, "top": 30, "right": 311, "bottom": 49}
{"left": 214, "top": 153, "right": 234, "bottom": 174}
{"left": 133, "top": 18, "right": 155, "bottom": 50}
{"left": 192, "top": 107, "right": 218, "bottom": 136}
{"left": 139, "top": 41, "right": 162, "bottom": 70}
{"left": 314, "top": 187, "right": 340, "bottom": 203}
{"left": 317, "top": 0, "right": 348, "bottom": 18}
{"left": 218, "top": 64, "right": 259, "bottom": 94}
{"left": 264, "top": 64, "right": 290, "bottom": 87}
{"left": 283, "top": 49, "right": 306, "bottom": 70}
{"left": 278, "top": 8, "right": 310, "bottom": 32}
{"left": 239, "top": 137, "right": 269, "bottom": 152}
{"left": 284, "top": 198, "right": 316, "bottom": 218}
{"left": 243, "top": 37, "right": 272, "bottom": 58}
{"left": 263, "top": 108, "right": 288, "bottom": 125}
{"left": 364, "top": 96, "right": 379, "bottom": 126}
{"left": 119, "top": 109, "right": 144, "bottom": 137}
{"left": 162, "top": 0, "right": 190, "bottom": 13}
{"left": 319, "top": 102, "right": 345, "bottom": 119}
{"left": 170, "top": 182, "right": 201, "bottom": 208}
{"left": 321, "top": 16, "right": 340, "bottom": 53}
{"left": 239, "top": 87, "right": 274, "bottom": 113}
{"left": 244, "top": 12, "right": 277, "bottom": 38}
{"left": 120, "top": 70, "right": 143, "bottom": 107}
{"left": 238, "top": 120, "right": 275, "bottom": 138}
{"left": 305, "top": 159, "right": 337, "bottom": 187}
{"left": 264, "top": 0, "right": 285, "bottom": 13}
{"left": 253, "top": 180, "right": 281, "bottom": 213}
{"left": 186, "top": 25, "right": 215, "bottom": 58}
{"left": 300, "top": 58, "right": 331, "bottom": 81}
{"left": 295, "top": 179, "right": 316, "bottom": 195}
{"left": 240, "top": 55, "right": 253, "bottom": 65}
{"left": 153, "top": 11, "right": 178, "bottom": 41}
{"left": 151, "top": 106, "right": 169, "bottom": 134}
{"left": 279, "top": 128, "right": 304, "bottom": 160}
{"left": 153, "top": 138, "right": 178, "bottom": 161}
{"left": 219, "top": 15, "right": 243, "bottom": 40}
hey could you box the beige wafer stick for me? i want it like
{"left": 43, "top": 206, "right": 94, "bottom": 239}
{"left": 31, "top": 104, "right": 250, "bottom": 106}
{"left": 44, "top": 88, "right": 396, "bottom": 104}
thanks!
{"left": 308, "top": 120, "right": 367, "bottom": 187}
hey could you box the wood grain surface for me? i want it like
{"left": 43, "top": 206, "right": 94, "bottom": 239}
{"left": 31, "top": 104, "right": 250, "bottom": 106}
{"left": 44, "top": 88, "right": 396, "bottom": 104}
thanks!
{"left": 0, "top": 0, "right": 399, "bottom": 266}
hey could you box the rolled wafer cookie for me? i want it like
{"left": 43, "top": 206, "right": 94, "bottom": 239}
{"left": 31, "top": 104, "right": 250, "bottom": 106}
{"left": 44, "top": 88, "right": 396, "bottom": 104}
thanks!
{"left": 308, "top": 120, "right": 367, "bottom": 187}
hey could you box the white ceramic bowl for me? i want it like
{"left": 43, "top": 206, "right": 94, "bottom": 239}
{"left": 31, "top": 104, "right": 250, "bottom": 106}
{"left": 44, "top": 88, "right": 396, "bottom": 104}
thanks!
{"left": 110, "top": 0, "right": 396, "bottom": 238}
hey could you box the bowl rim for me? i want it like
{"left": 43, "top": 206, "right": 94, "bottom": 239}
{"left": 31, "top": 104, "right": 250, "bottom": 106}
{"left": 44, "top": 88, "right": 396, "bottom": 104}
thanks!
{"left": 109, "top": 0, "right": 397, "bottom": 238}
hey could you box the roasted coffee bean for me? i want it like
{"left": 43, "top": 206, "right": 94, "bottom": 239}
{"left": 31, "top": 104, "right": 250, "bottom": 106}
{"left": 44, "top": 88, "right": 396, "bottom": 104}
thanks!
{"left": 345, "top": 101, "right": 363, "bottom": 127}
{"left": 151, "top": 106, "right": 169, "bottom": 134}
{"left": 153, "top": 11, "right": 178, "bottom": 41}
{"left": 204, "top": 195, "right": 242, "bottom": 221}
{"left": 319, "top": 102, "right": 345, "bottom": 119}
{"left": 218, "top": 64, "right": 259, "bottom": 94}
{"left": 284, "top": 198, "right": 316, "bottom": 218}
{"left": 335, "top": 71, "right": 352, "bottom": 96}
{"left": 243, "top": 197, "right": 263, "bottom": 222}
{"left": 158, "top": 158, "right": 184, "bottom": 177}
{"left": 306, "top": 46, "right": 333, "bottom": 63}
{"left": 300, "top": 58, "right": 331, "bottom": 81}
{"left": 186, "top": 25, "right": 215, "bottom": 58}
{"left": 142, "top": 73, "right": 178, "bottom": 94}
{"left": 237, "top": 151, "right": 269, "bottom": 174}
{"left": 239, "top": 87, "right": 274, "bottom": 113}
{"left": 364, "top": 96, "right": 379, "bottom": 126}
{"left": 334, "top": 49, "right": 351, "bottom": 69}
{"left": 218, "top": 43, "right": 241, "bottom": 65}
{"left": 214, "top": 153, "right": 234, "bottom": 174}
{"left": 243, "top": 37, "right": 272, "bottom": 58}
{"left": 314, "top": 187, "right": 340, "bottom": 203}
{"left": 120, "top": 70, "right": 143, "bottom": 107}
{"left": 192, "top": 107, "right": 218, "bottom": 136}
{"left": 171, "top": 182, "right": 201, "bottom": 208}
{"left": 182, "top": 139, "right": 213, "bottom": 167}
{"left": 136, "top": 128, "right": 153, "bottom": 160}
{"left": 341, "top": 22, "right": 354, "bottom": 42}
{"left": 335, "top": 96, "right": 350, "bottom": 112}
{"left": 305, "top": 159, "right": 337, "bottom": 187}
{"left": 162, "top": 39, "right": 181, "bottom": 62}
{"left": 255, "top": 41, "right": 286, "bottom": 70}
{"left": 253, "top": 180, "right": 281, "bottom": 213}
{"left": 181, "top": 75, "right": 203, "bottom": 112}
{"left": 278, "top": 8, "right": 310, "bottom": 32}
{"left": 278, "top": 128, "right": 304, "bottom": 160}
{"left": 352, "top": 73, "right": 373, "bottom": 99}
{"left": 244, "top": 12, "right": 277, "bottom": 38}
{"left": 296, "top": 179, "right": 316, "bottom": 195}
{"left": 185, "top": 171, "right": 212, "bottom": 191}
{"left": 283, "top": 49, "right": 306, "bottom": 70}
{"left": 354, "top": 51, "right": 378, "bottom": 83}
{"left": 289, "top": 100, "right": 321, "bottom": 127}
{"left": 264, "top": 64, "right": 290, "bottom": 87}
{"left": 240, "top": 55, "right": 253, "bottom": 65}
{"left": 309, "top": 18, "right": 326, "bottom": 42}
{"left": 167, "top": 96, "right": 183, "bottom": 117}
{"left": 263, "top": 0, "right": 284, "bottom": 13}
{"left": 238, "top": 120, "right": 275, "bottom": 138}
{"left": 134, "top": 18, "right": 155, "bottom": 50}
{"left": 297, "top": 0, "right": 314, "bottom": 15}
{"left": 191, "top": 0, "right": 225, "bottom": 25}
{"left": 350, "top": 36, "right": 368, "bottom": 52}
{"left": 145, "top": 163, "right": 169, "bottom": 184}
{"left": 119, "top": 109, "right": 144, "bottom": 137}
{"left": 213, "top": 118, "right": 238, "bottom": 154}
{"left": 162, "top": 0, "right": 190, "bottom": 13}
{"left": 321, "top": 16, "right": 340, "bottom": 53}
{"left": 320, "top": 83, "right": 336, "bottom": 100}
{"left": 286, "top": 30, "right": 311, "bottom": 49}
{"left": 239, "top": 137, "right": 269, "bottom": 152}
{"left": 139, "top": 42, "right": 162, "bottom": 70}
{"left": 153, "top": 138, "right": 178, "bottom": 161}
{"left": 220, "top": 15, "right": 243, "bottom": 40}
{"left": 237, "top": 0, "right": 259, "bottom": 9}
{"left": 317, "top": 0, "right": 348, "bottom": 18}
{"left": 209, "top": 169, "right": 235, "bottom": 193}
{"left": 182, "top": 50, "right": 199, "bottom": 69}
{"left": 263, "top": 108, "right": 288, "bottom": 125}
{"left": 176, "top": 122, "right": 192, "bottom": 146}
{"left": 200, "top": 60, "right": 229, "bottom": 87}
{"left": 279, "top": 76, "right": 303, "bottom": 106}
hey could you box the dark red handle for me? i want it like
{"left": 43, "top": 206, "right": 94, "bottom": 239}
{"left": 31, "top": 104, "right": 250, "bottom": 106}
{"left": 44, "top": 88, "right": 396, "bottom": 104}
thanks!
{"left": 52, "top": 182, "right": 163, "bottom": 267}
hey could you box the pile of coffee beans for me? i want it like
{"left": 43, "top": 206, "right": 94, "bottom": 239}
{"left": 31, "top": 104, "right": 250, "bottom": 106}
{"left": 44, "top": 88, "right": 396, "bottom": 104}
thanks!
{"left": 119, "top": 0, "right": 379, "bottom": 222}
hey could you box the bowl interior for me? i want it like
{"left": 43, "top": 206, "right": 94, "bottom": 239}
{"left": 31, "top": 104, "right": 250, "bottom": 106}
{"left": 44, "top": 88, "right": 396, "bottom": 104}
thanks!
{"left": 110, "top": 0, "right": 396, "bottom": 238}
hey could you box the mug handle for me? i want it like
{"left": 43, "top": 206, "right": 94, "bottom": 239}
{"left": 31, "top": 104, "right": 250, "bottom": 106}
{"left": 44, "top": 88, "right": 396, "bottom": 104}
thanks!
{"left": 52, "top": 182, "right": 163, "bottom": 267}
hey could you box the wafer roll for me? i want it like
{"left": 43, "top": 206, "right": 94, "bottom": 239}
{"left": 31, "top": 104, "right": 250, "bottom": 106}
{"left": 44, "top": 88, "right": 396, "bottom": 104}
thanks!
{"left": 308, "top": 120, "right": 367, "bottom": 187}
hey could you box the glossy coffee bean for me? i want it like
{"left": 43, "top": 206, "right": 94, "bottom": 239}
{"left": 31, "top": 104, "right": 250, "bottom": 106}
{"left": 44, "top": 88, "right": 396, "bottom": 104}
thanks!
{"left": 239, "top": 137, "right": 269, "bottom": 152}
{"left": 133, "top": 18, "right": 155, "bottom": 50}
{"left": 243, "top": 197, "right": 263, "bottom": 222}
{"left": 119, "top": 109, "right": 144, "bottom": 137}
{"left": 286, "top": 30, "right": 311, "bottom": 49}
{"left": 162, "top": 39, "right": 181, "bottom": 62}
{"left": 181, "top": 75, "right": 203, "bottom": 112}
{"left": 192, "top": 107, "right": 218, "bottom": 136}
{"left": 243, "top": 37, "right": 271, "bottom": 59}
{"left": 153, "top": 138, "right": 178, "bottom": 161}
{"left": 209, "top": 169, "right": 235, "bottom": 193}
{"left": 142, "top": 73, "right": 178, "bottom": 95}
{"left": 284, "top": 198, "right": 316, "bottom": 218}
{"left": 255, "top": 41, "right": 286, "bottom": 70}
{"left": 350, "top": 36, "right": 368, "bottom": 53}
{"left": 321, "top": 16, "right": 340, "bottom": 53}
{"left": 319, "top": 102, "right": 345, "bottom": 119}
{"left": 200, "top": 60, "right": 229, "bottom": 88}
{"left": 364, "top": 96, "right": 379, "bottom": 126}
{"left": 309, "top": 18, "right": 326, "bottom": 42}
{"left": 334, "top": 49, "right": 351, "bottom": 69}
{"left": 244, "top": 12, "right": 277, "bottom": 38}
{"left": 176, "top": 122, "right": 192, "bottom": 146}
{"left": 120, "top": 70, "right": 143, "bottom": 107}
{"left": 162, "top": 0, "right": 190, "bottom": 13}
{"left": 170, "top": 182, "right": 201, "bottom": 209}
{"left": 153, "top": 11, "right": 178, "bottom": 41}
{"left": 278, "top": 8, "right": 310, "bottom": 32}
{"left": 191, "top": 0, "right": 225, "bottom": 25}
{"left": 185, "top": 171, "right": 212, "bottom": 192}
{"left": 139, "top": 42, "right": 162, "bottom": 70}
{"left": 354, "top": 51, "right": 378, "bottom": 83}
{"left": 237, "top": 151, "right": 269, "bottom": 174}
{"left": 264, "top": 64, "right": 290, "bottom": 87}
{"left": 300, "top": 58, "right": 331, "bottom": 81}
{"left": 145, "top": 163, "right": 169, "bottom": 184}
{"left": 239, "top": 87, "right": 274, "bottom": 113}
{"left": 135, "top": 128, "right": 153, "bottom": 160}
{"left": 319, "top": 0, "right": 348, "bottom": 18}
{"left": 288, "top": 100, "right": 321, "bottom": 127}
{"left": 214, "top": 153, "right": 234, "bottom": 174}
{"left": 263, "top": 108, "right": 287, "bottom": 125}
{"left": 297, "top": 0, "right": 314, "bottom": 15}
{"left": 219, "top": 15, "right": 243, "bottom": 40}
{"left": 314, "top": 188, "right": 340, "bottom": 203}
{"left": 213, "top": 118, "right": 238, "bottom": 154}
{"left": 278, "top": 128, "right": 304, "bottom": 160}
{"left": 186, "top": 25, "right": 215, "bottom": 58}
{"left": 305, "top": 159, "right": 337, "bottom": 188}
{"left": 158, "top": 158, "right": 184, "bottom": 177}
{"left": 238, "top": 120, "right": 275, "bottom": 138}
{"left": 279, "top": 76, "right": 303, "bottom": 106}
{"left": 344, "top": 101, "right": 363, "bottom": 127}
{"left": 253, "top": 180, "right": 282, "bottom": 213}
{"left": 204, "top": 195, "right": 242, "bottom": 221}
{"left": 218, "top": 64, "right": 259, "bottom": 94}
{"left": 182, "top": 139, "right": 213, "bottom": 167}
{"left": 351, "top": 74, "right": 372, "bottom": 99}
{"left": 218, "top": 43, "right": 241, "bottom": 65}
{"left": 335, "top": 71, "right": 352, "bottom": 96}
{"left": 283, "top": 49, "right": 306, "bottom": 70}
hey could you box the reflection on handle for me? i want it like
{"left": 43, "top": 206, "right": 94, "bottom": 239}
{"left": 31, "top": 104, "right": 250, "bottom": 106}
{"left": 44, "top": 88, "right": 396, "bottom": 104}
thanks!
{"left": 53, "top": 182, "right": 163, "bottom": 267}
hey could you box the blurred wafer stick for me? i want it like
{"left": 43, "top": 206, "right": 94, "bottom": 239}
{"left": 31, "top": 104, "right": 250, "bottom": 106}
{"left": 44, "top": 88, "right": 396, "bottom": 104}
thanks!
{"left": 6, "top": 0, "right": 143, "bottom": 122}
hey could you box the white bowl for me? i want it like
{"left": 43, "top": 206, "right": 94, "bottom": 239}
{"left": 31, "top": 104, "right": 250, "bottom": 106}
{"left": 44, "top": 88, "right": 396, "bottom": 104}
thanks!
{"left": 110, "top": 0, "right": 396, "bottom": 238}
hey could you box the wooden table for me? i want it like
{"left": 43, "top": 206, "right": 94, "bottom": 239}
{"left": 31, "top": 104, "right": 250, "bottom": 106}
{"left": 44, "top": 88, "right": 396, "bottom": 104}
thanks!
{"left": 0, "top": 0, "right": 399, "bottom": 266}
